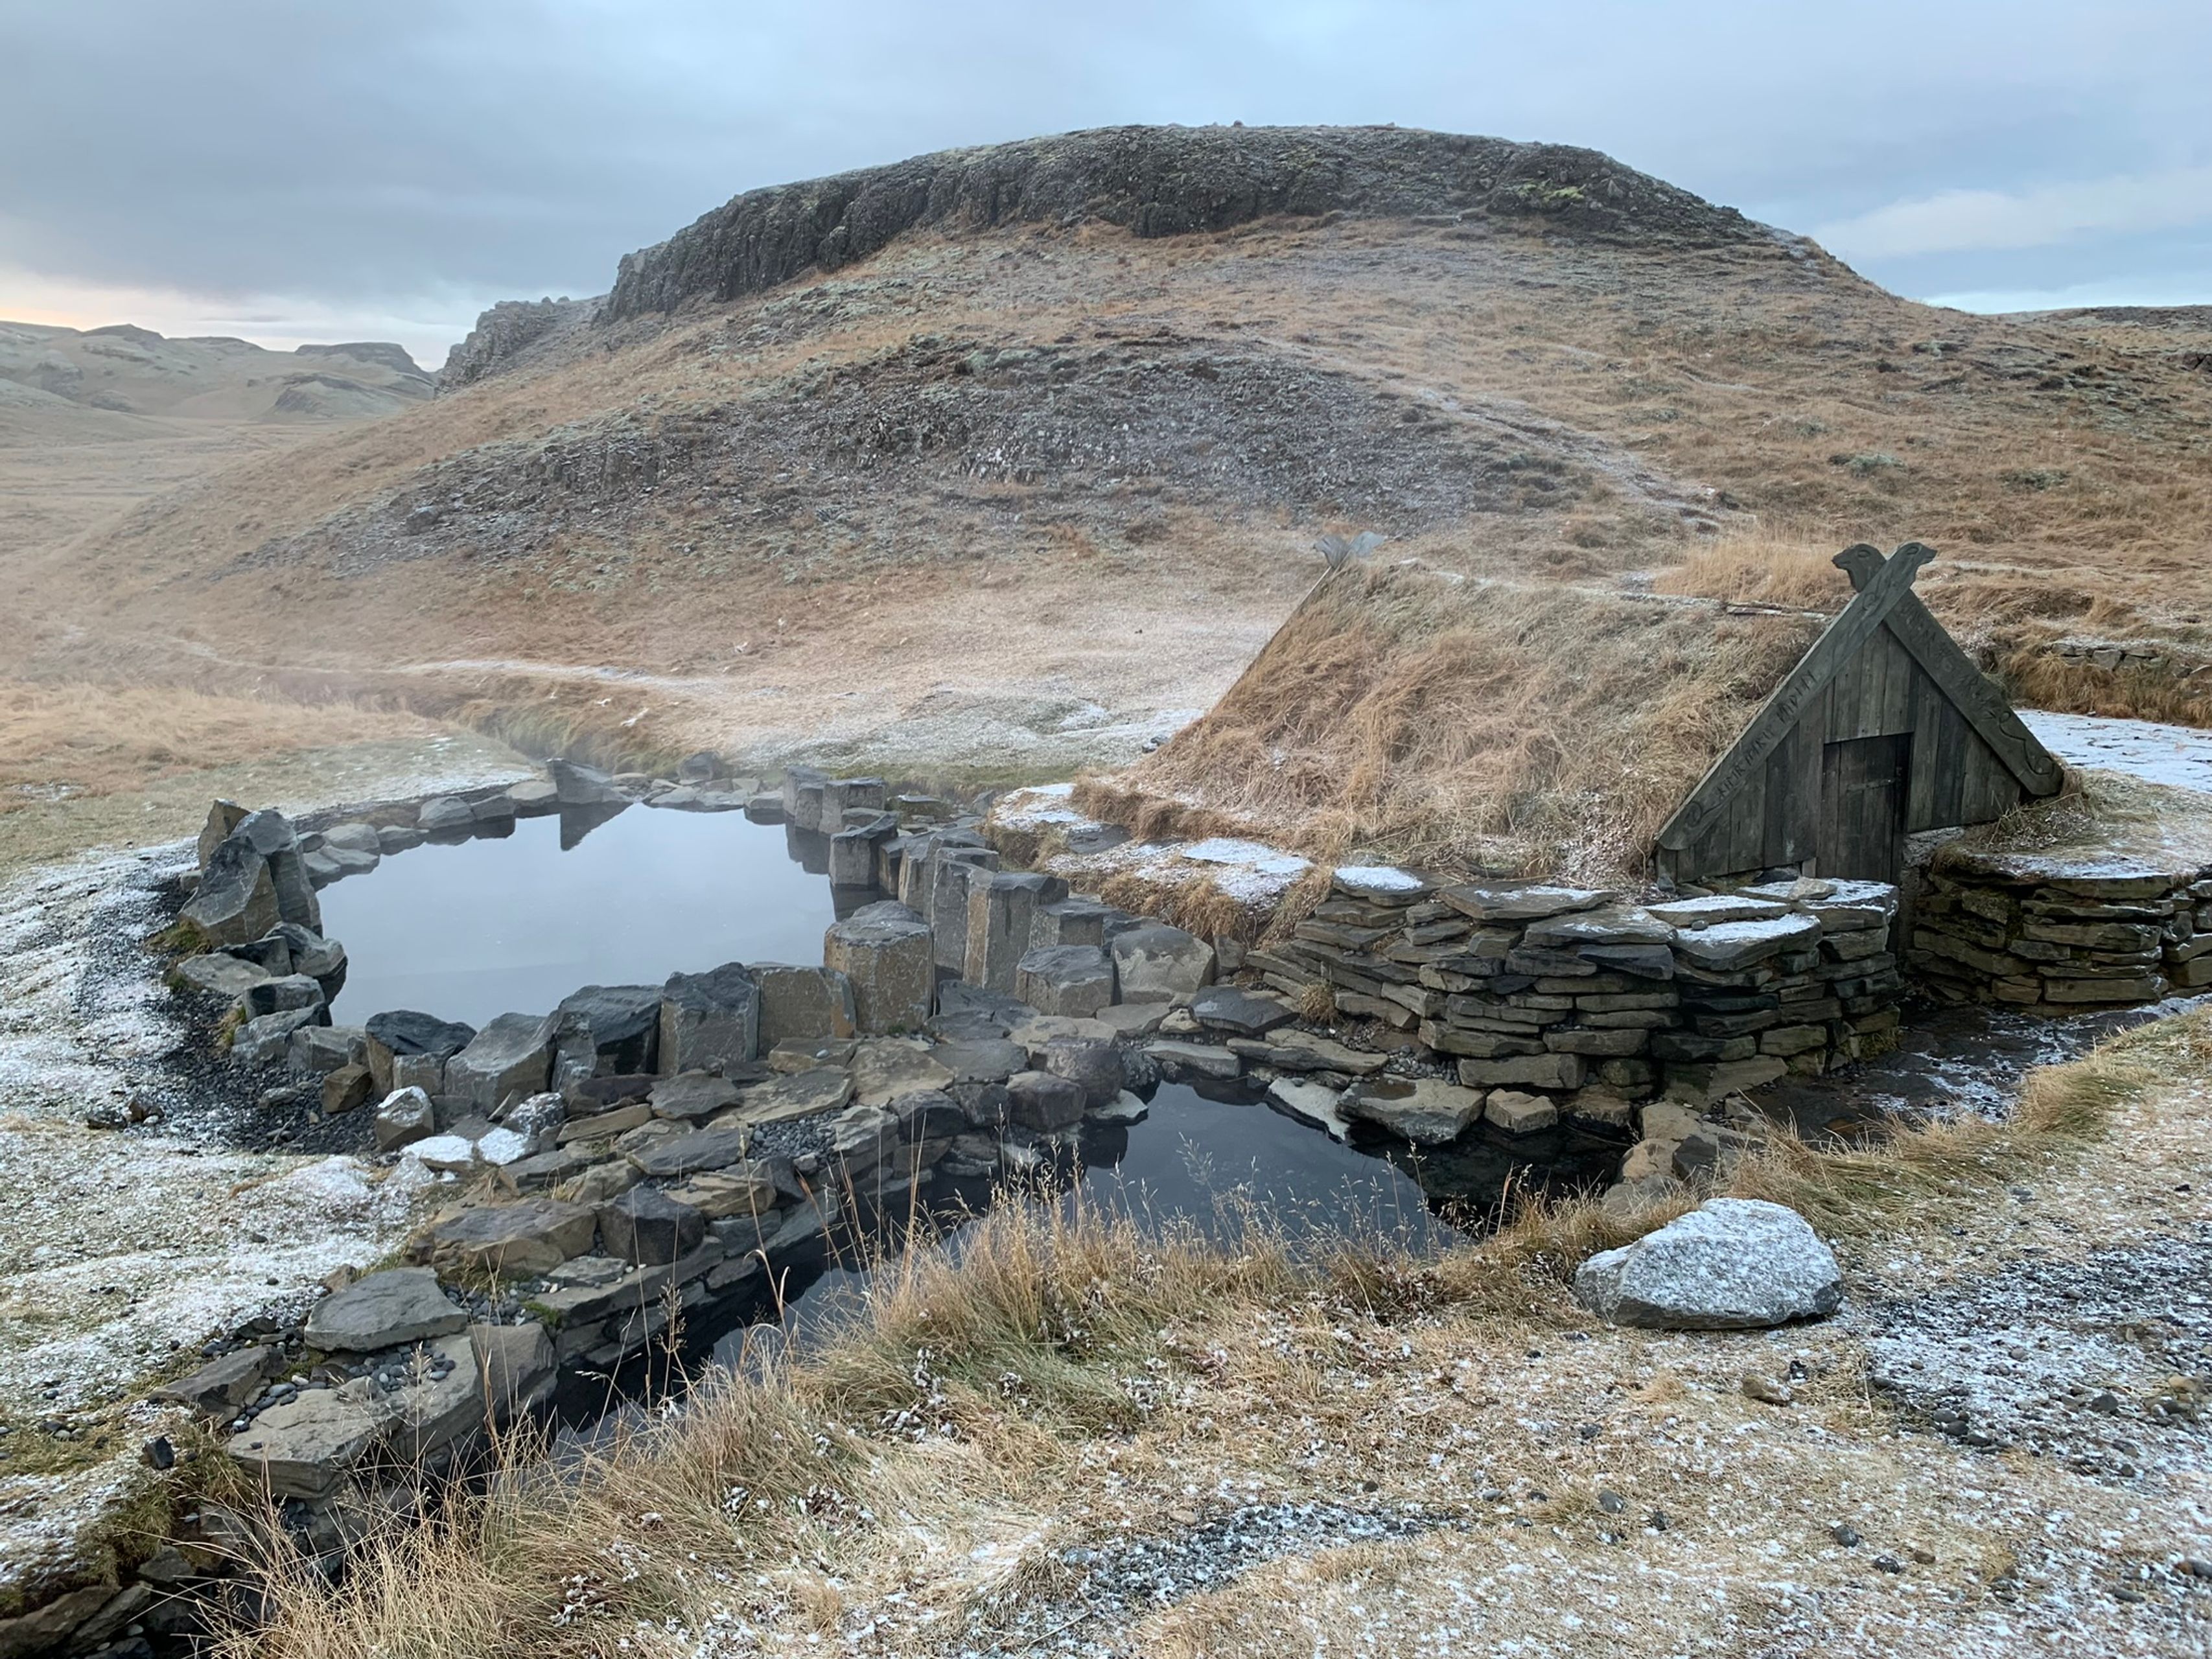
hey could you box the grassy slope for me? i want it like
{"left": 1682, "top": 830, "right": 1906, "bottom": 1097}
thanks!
{"left": 10, "top": 209, "right": 2209, "bottom": 775}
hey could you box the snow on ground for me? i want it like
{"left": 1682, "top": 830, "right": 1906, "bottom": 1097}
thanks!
{"left": 2022, "top": 710, "right": 2212, "bottom": 796}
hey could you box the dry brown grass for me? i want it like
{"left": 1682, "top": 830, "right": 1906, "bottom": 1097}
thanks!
{"left": 1076, "top": 561, "right": 1820, "bottom": 883}
{"left": 0, "top": 680, "right": 439, "bottom": 812}
{"left": 220, "top": 1009, "right": 2204, "bottom": 1657}
{"left": 1651, "top": 524, "right": 1855, "bottom": 610}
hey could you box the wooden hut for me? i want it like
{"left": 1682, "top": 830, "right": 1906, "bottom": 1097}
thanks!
{"left": 1655, "top": 542, "right": 2064, "bottom": 887}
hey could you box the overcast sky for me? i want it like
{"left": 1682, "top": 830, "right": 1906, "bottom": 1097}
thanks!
{"left": 3, "top": 1, "right": 2206, "bottom": 367}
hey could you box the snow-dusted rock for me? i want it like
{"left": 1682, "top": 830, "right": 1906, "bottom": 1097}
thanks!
{"left": 1575, "top": 1198, "right": 1842, "bottom": 1329}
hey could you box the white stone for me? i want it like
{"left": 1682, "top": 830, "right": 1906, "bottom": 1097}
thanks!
{"left": 1574, "top": 1198, "right": 1843, "bottom": 1330}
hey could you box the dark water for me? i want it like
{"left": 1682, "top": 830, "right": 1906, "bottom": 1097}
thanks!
{"left": 316, "top": 806, "right": 844, "bottom": 1026}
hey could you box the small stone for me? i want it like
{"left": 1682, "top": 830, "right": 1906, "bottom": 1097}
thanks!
{"left": 1740, "top": 1373, "right": 1794, "bottom": 1406}
{"left": 1830, "top": 1523, "right": 1862, "bottom": 1548}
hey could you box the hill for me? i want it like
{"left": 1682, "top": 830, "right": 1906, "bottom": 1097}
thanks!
{"left": 12, "top": 124, "right": 2212, "bottom": 783}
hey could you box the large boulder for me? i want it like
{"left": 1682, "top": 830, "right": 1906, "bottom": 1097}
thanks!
{"left": 752, "top": 964, "right": 859, "bottom": 1049}
{"left": 174, "top": 951, "right": 271, "bottom": 1003}
{"left": 244, "top": 973, "right": 326, "bottom": 1019}
{"left": 1574, "top": 1198, "right": 1843, "bottom": 1330}
{"left": 782, "top": 764, "right": 829, "bottom": 831}
{"left": 1043, "top": 1036, "right": 1124, "bottom": 1110}
{"left": 365, "top": 1010, "right": 477, "bottom": 1095}
{"left": 233, "top": 1007, "right": 326, "bottom": 1067}
{"left": 446, "top": 1013, "right": 557, "bottom": 1113}
{"left": 824, "top": 903, "right": 934, "bottom": 1034}
{"left": 659, "top": 963, "right": 760, "bottom": 1072}
{"left": 290, "top": 1025, "right": 367, "bottom": 1080}
{"left": 1006, "top": 1069, "right": 1085, "bottom": 1131}
{"left": 1111, "top": 923, "right": 1215, "bottom": 1003}
{"left": 850, "top": 1038, "right": 955, "bottom": 1106}
{"left": 196, "top": 798, "right": 248, "bottom": 869}
{"left": 304, "top": 1268, "right": 465, "bottom": 1351}
{"left": 178, "top": 833, "right": 281, "bottom": 946}
{"left": 555, "top": 984, "right": 664, "bottom": 1075}
{"left": 236, "top": 809, "right": 321, "bottom": 931}
{"left": 1016, "top": 945, "right": 1117, "bottom": 1017}
{"left": 929, "top": 850, "right": 997, "bottom": 973}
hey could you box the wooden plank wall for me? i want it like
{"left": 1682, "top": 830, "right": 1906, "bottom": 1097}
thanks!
{"left": 1666, "top": 620, "right": 2025, "bottom": 883}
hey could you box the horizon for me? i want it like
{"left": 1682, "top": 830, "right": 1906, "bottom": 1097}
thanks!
{"left": 3, "top": 2, "right": 2207, "bottom": 367}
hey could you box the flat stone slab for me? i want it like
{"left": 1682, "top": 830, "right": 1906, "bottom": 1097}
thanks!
{"left": 1439, "top": 883, "right": 1617, "bottom": 923}
{"left": 1331, "top": 864, "right": 1430, "bottom": 898}
{"left": 1143, "top": 1039, "right": 1244, "bottom": 1080}
{"left": 1187, "top": 986, "right": 1296, "bottom": 1036}
{"left": 650, "top": 1072, "right": 745, "bottom": 1122}
{"left": 430, "top": 1200, "right": 597, "bottom": 1276}
{"left": 1268, "top": 1076, "right": 1351, "bottom": 1141}
{"left": 1227, "top": 1032, "right": 1389, "bottom": 1076}
{"left": 1647, "top": 894, "right": 1793, "bottom": 927}
{"left": 1522, "top": 905, "right": 1675, "bottom": 948}
{"left": 850, "top": 1039, "right": 955, "bottom": 1105}
{"left": 175, "top": 952, "right": 272, "bottom": 1001}
{"left": 1668, "top": 913, "right": 1822, "bottom": 970}
{"left": 1344, "top": 1077, "right": 1485, "bottom": 1145}
{"left": 1574, "top": 1198, "right": 1843, "bottom": 1330}
{"left": 153, "top": 1344, "right": 279, "bottom": 1419}
{"left": 227, "top": 1389, "right": 389, "bottom": 1499}
{"left": 629, "top": 1126, "right": 751, "bottom": 1179}
{"left": 739, "top": 1067, "right": 854, "bottom": 1124}
{"left": 305, "top": 1268, "right": 465, "bottom": 1352}
{"left": 931, "top": 1038, "right": 1029, "bottom": 1083}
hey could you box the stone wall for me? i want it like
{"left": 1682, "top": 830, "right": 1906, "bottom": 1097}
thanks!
{"left": 1247, "top": 868, "right": 1905, "bottom": 1112}
{"left": 1911, "top": 846, "right": 2212, "bottom": 1009}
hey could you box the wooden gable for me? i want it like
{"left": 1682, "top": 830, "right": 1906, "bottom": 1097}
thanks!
{"left": 1655, "top": 542, "right": 2063, "bottom": 886}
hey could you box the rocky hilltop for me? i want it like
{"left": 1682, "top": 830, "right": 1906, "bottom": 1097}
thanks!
{"left": 20, "top": 123, "right": 2212, "bottom": 771}
{"left": 601, "top": 123, "right": 1764, "bottom": 321}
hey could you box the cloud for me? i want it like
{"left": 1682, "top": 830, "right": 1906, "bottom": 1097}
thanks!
{"left": 1815, "top": 168, "right": 2212, "bottom": 261}
{"left": 1924, "top": 277, "right": 2212, "bottom": 316}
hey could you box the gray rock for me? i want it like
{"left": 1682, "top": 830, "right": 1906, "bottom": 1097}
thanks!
{"left": 234, "top": 1006, "right": 326, "bottom": 1067}
{"left": 677, "top": 750, "right": 723, "bottom": 783}
{"left": 658, "top": 962, "right": 761, "bottom": 1073}
{"left": 1142, "top": 1039, "right": 1242, "bottom": 1082}
{"left": 1015, "top": 944, "right": 1117, "bottom": 1017}
{"left": 432, "top": 1199, "right": 598, "bottom": 1275}
{"left": 555, "top": 982, "right": 664, "bottom": 1075}
{"left": 305, "top": 842, "right": 378, "bottom": 885}
{"left": 741, "top": 1066, "right": 854, "bottom": 1124}
{"left": 1574, "top": 1198, "right": 1843, "bottom": 1329}
{"left": 1268, "top": 1076, "right": 1353, "bottom": 1141}
{"left": 1484, "top": 1089, "right": 1559, "bottom": 1133}
{"left": 364, "top": 1010, "right": 476, "bottom": 1095}
{"left": 1344, "top": 1078, "right": 1485, "bottom": 1144}
{"left": 1006, "top": 1069, "right": 1086, "bottom": 1131}
{"left": 850, "top": 1038, "right": 955, "bottom": 1105}
{"left": 378, "top": 823, "right": 426, "bottom": 853}
{"left": 823, "top": 776, "right": 887, "bottom": 821}
{"left": 782, "top": 764, "right": 828, "bottom": 830}
{"left": 418, "top": 795, "right": 475, "bottom": 835}
{"left": 1455, "top": 1052, "right": 1589, "bottom": 1092}
{"left": 447, "top": 1012, "right": 557, "bottom": 1112}
{"left": 550, "top": 758, "right": 627, "bottom": 806}
{"left": 383, "top": 1333, "right": 487, "bottom": 1459}
{"left": 891, "top": 1088, "right": 966, "bottom": 1142}
{"left": 931, "top": 1038, "right": 1028, "bottom": 1084}
{"left": 649, "top": 1071, "right": 743, "bottom": 1122}
{"left": 226, "top": 1390, "right": 388, "bottom": 1499}
{"left": 179, "top": 832, "right": 281, "bottom": 946}
{"left": 929, "top": 850, "right": 997, "bottom": 973}
{"left": 824, "top": 903, "right": 934, "bottom": 1033}
{"left": 1440, "top": 883, "right": 1617, "bottom": 923}
{"left": 305, "top": 1267, "right": 467, "bottom": 1352}
{"left": 322, "top": 1063, "right": 375, "bottom": 1115}
{"left": 630, "top": 1126, "right": 751, "bottom": 1178}
{"left": 1112, "top": 923, "right": 1216, "bottom": 1003}
{"left": 175, "top": 951, "right": 271, "bottom": 1003}
{"left": 1031, "top": 897, "right": 1117, "bottom": 949}
{"left": 196, "top": 798, "right": 248, "bottom": 869}
{"left": 153, "top": 1343, "right": 278, "bottom": 1418}
{"left": 598, "top": 1187, "right": 705, "bottom": 1266}
{"left": 829, "top": 816, "right": 896, "bottom": 887}
{"left": 373, "top": 1085, "right": 437, "bottom": 1150}
{"left": 509, "top": 777, "right": 561, "bottom": 816}
{"left": 964, "top": 872, "right": 1067, "bottom": 993}
{"left": 244, "top": 973, "right": 326, "bottom": 1019}
{"left": 235, "top": 809, "right": 320, "bottom": 931}
{"left": 1043, "top": 1036, "right": 1124, "bottom": 1110}
{"left": 471, "top": 1321, "right": 557, "bottom": 1421}
{"left": 752, "top": 963, "right": 859, "bottom": 1049}
{"left": 744, "top": 792, "right": 786, "bottom": 823}
{"left": 267, "top": 923, "right": 348, "bottom": 996}
{"left": 1522, "top": 905, "right": 1675, "bottom": 949}
{"left": 1188, "top": 985, "right": 1294, "bottom": 1036}
{"left": 1670, "top": 914, "right": 1822, "bottom": 971}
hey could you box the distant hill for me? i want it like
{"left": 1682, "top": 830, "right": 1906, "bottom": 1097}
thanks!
{"left": 0, "top": 320, "right": 431, "bottom": 435}
{"left": 14, "top": 124, "right": 2212, "bottom": 769}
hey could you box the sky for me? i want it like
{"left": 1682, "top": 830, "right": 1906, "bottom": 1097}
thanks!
{"left": 2, "top": 1, "right": 2207, "bottom": 370}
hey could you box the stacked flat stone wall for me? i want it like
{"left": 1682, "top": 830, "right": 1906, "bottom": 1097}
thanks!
{"left": 1248, "top": 870, "right": 1905, "bottom": 1111}
{"left": 1911, "top": 848, "right": 2212, "bottom": 1009}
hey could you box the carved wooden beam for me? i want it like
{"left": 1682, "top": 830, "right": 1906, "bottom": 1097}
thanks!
{"left": 1657, "top": 542, "right": 1931, "bottom": 850}
{"left": 1835, "top": 541, "right": 2064, "bottom": 795}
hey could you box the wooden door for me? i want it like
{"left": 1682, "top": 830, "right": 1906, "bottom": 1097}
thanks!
{"left": 1819, "top": 734, "right": 1908, "bottom": 885}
